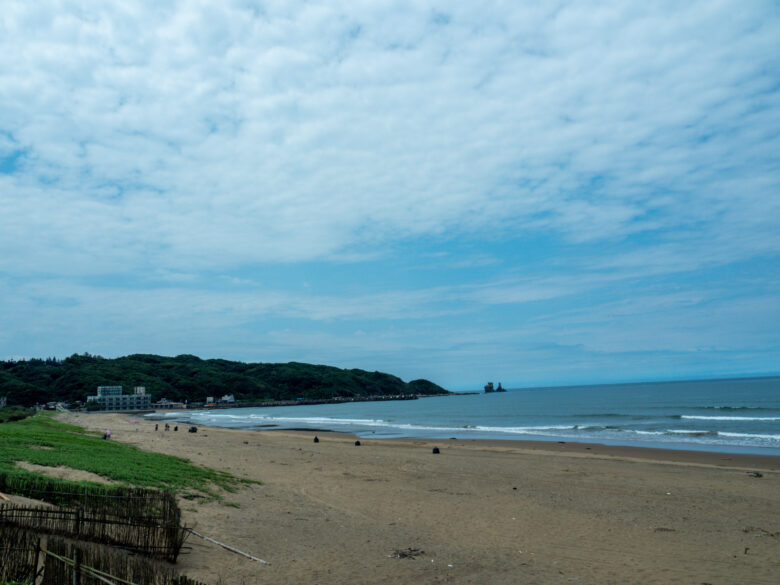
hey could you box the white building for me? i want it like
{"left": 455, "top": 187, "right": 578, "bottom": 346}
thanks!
{"left": 87, "top": 386, "right": 151, "bottom": 411}
{"left": 152, "top": 398, "right": 186, "bottom": 410}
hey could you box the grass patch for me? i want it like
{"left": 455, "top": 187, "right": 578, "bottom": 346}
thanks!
{"left": 0, "top": 413, "right": 252, "bottom": 498}
{"left": 0, "top": 407, "right": 35, "bottom": 424}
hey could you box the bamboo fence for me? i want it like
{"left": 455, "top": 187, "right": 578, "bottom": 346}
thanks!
{"left": 1, "top": 527, "right": 211, "bottom": 585}
{"left": 0, "top": 501, "right": 186, "bottom": 562}
{"left": 0, "top": 523, "right": 39, "bottom": 583}
{"left": 0, "top": 473, "right": 186, "bottom": 562}
{"left": 0, "top": 473, "right": 178, "bottom": 516}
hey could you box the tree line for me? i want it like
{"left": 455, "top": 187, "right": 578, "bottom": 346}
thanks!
{"left": 0, "top": 353, "right": 448, "bottom": 407}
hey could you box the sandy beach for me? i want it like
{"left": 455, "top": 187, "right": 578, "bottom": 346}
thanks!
{"left": 47, "top": 412, "right": 780, "bottom": 585}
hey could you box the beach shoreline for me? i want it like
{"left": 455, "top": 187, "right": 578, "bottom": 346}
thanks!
{"left": 48, "top": 411, "right": 779, "bottom": 585}
{"left": 83, "top": 407, "right": 780, "bottom": 465}
{"left": 138, "top": 379, "right": 780, "bottom": 456}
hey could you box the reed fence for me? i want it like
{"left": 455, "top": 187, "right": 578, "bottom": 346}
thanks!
{"left": 1, "top": 526, "right": 210, "bottom": 585}
{"left": 0, "top": 524, "right": 39, "bottom": 583}
{"left": 0, "top": 501, "right": 186, "bottom": 562}
{"left": 0, "top": 473, "right": 186, "bottom": 562}
{"left": 0, "top": 473, "right": 177, "bottom": 515}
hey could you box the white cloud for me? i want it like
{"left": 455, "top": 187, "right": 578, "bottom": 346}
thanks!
{"left": 1, "top": 0, "right": 777, "bottom": 275}
{"left": 1, "top": 1, "right": 778, "bottom": 384}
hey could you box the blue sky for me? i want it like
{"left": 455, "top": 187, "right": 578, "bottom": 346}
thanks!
{"left": 1, "top": 1, "right": 778, "bottom": 390}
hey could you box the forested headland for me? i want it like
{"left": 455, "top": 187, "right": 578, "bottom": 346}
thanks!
{"left": 0, "top": 353, "right": 449, "bottom": 407}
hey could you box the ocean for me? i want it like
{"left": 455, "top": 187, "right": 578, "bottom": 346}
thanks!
{"left": 147, "top": 376, "right": 780, "bottom": 455}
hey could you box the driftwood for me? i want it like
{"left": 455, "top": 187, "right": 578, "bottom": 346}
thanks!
{"left": 0, "top": 492, "right": 10, "bottom": 502}
{"left": 187, "top": 529, "right": 269, "bottom": 564}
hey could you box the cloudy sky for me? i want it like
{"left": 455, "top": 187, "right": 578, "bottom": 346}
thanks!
{"left": 1, "top": 1, "right": 778, "bottom": 389}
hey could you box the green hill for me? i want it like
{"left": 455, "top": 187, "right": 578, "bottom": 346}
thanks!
{"left": 0, "top": 353, "right": 449, "bottom": 407}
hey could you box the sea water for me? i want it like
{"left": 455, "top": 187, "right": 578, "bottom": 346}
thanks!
{"left": 148, "top": 376, "right": 780, "bottom": 455}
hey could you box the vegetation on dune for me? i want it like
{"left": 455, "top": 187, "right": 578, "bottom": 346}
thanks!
{"left": 0, "top": 413, "right": 247, "bottom": 498}
{"left": 0, "top": 407, "right": 34, "bottom": 424}
{"left": 0, "top": 353, "right": 449, "bottom": 407}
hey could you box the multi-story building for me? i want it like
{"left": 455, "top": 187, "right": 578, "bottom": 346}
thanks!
{"left": 87, "top": 386, "right": 151, "bottom": 411}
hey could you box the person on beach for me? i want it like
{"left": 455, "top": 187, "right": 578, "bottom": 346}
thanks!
{"left": 103, "top": 429, "right": 111, "bottom": 440}
{"left": 155, "top": 423, "right": 158, "bottom": 431}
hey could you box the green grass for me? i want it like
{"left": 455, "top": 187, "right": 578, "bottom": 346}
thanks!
{"left": 0, "top": 412, "right": 251, "bottom": 498}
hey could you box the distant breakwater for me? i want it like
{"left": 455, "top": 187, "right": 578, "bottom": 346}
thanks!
{"left": 169, "top": 393, "right": 437, "bottom": 411}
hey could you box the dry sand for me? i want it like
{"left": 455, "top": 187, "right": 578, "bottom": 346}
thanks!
{"left": 50, "top": 411, "right": 779, "bottom": 585}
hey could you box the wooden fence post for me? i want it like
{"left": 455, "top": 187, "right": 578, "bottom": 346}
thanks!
{"left": 34, "top": 536, "right": 47, "bottom": 585}
{"left": 72, "top": 547, "right": 81, "bottom": 585}
{"left": 31, "top": 537, "right": 41, "bottom": 585}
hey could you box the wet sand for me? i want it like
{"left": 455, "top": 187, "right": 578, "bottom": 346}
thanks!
{"left": 52, "top": 412, "right": 779, "bottom": 585}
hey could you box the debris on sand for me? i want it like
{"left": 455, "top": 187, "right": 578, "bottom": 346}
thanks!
{"left": 389, "top": 548, "right": 425, "bottom": 559}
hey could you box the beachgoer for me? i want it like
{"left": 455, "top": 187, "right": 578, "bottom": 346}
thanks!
{"left": 155, "top": 423, "right": 158, "bottom": 431}
{"left": 105, "top": 429, "right": 111, "bottom": 440}
{"left": 174, "top": 425, "right": 178, "bottom": 432}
